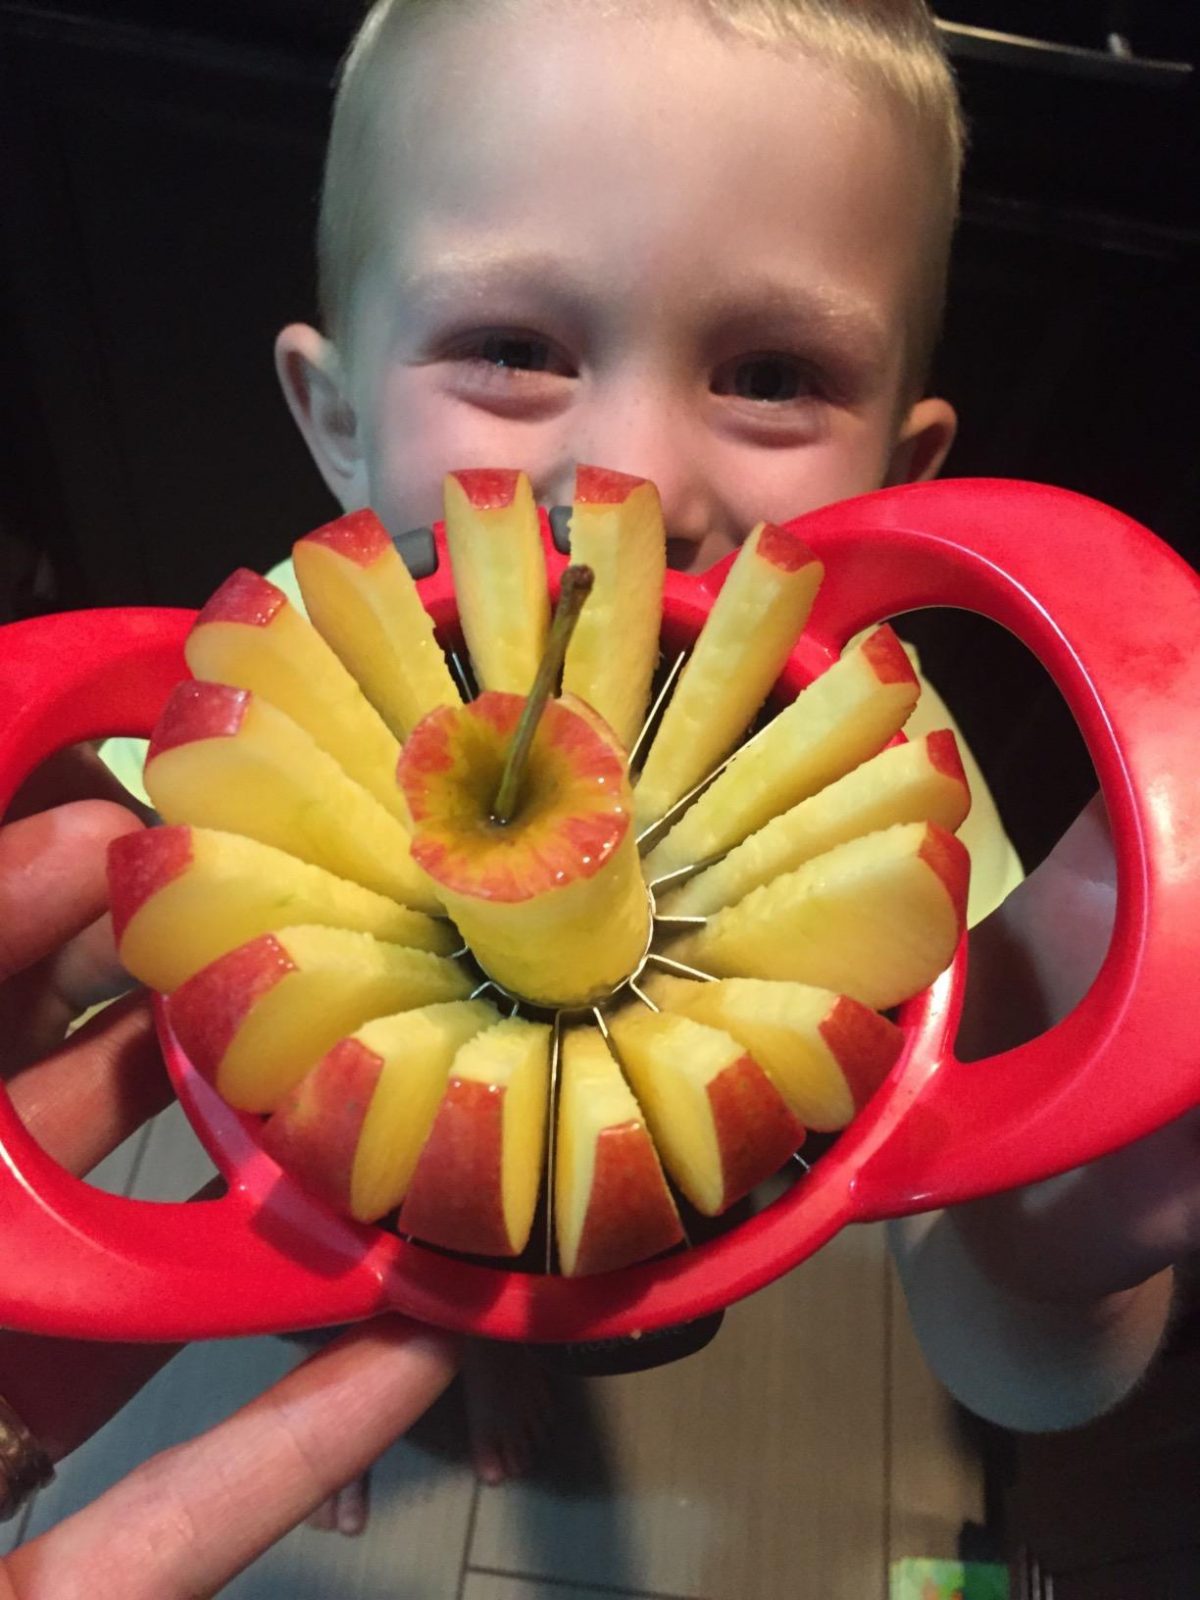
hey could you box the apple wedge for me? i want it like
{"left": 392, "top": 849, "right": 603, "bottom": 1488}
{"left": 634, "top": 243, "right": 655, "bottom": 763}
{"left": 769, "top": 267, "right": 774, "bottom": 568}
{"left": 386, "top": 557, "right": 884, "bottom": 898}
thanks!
{"left": 644, "top": 625, "right": 920, "bottom": 886}
{"left": 554, "top": 1026, "right": 684, "bottom": 1277}
{"left": 166, "top": 926, "right": 472, "bottom": 1112}
{"left": 108, "top": 824, "right": 457, "bottom": 992}
{"left": 672, "top": 821, "right": 969, "bottom": 1010}
{"left": 443, "top": 469, "right": 549, "bottom": 693}
{"left": 185, "top": 568, "right": 407, "bottom": 822}
{"left": 398, "top": 691, "right": 650, "bottom": 1008}
{"left": 560, "top": 466, "right": 666, "bottom": 750}
{"left": 262, "top": 999, "right": 499, "bottom": 1223}
{"left": 658, "top": 729, "right": 970, "bottom": 916}
{"left": 401, "top": 1016, "right": 552, "bottom": 1257}
{"left": 608, "top": 1009, "right": 805, "bottom": 1216}
{"left": 293, "top": 508, "right": 461, "bottom": 740}
{"left": 633, "top": 523, "right": 823, "bottom": 831}
{"left": 144, "top": 680, "right": 439, "bottom": 911}
{"left": 642, "top": 975, "right": 903, "bottom": 1131}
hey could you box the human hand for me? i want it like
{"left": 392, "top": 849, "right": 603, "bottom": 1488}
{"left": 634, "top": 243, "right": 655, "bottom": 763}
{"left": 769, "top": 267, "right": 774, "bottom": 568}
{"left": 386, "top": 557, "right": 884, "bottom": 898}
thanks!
{"left": 953, "top": 792, "right": 1200, "bottom": 1304}
{"left": 0, "top": 758, "right": 458, "bottom": 1593}
{"left": 891, "top": 793, "right": 1192, "bottom": 1431}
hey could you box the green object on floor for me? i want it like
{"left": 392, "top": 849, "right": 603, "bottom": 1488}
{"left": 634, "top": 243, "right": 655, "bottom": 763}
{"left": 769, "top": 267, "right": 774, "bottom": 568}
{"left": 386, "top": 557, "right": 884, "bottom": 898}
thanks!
{"left": 890, "top": 1558, "right": 1008, "bottom": 1600}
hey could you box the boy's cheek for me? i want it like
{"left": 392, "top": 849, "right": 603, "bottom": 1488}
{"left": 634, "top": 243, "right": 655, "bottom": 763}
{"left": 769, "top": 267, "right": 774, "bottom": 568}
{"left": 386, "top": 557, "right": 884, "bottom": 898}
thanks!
{"left": 367, "top": 384, "right": 570, "bottom": 534}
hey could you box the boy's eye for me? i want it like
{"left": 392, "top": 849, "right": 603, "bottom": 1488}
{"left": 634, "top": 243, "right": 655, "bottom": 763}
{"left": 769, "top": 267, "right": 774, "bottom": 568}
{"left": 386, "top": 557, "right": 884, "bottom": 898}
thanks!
{"left": 713, "top": 354, "right": 818, "bottom": 403}
{"left": 452, "top": 330, "right": 575, "bottom": 377}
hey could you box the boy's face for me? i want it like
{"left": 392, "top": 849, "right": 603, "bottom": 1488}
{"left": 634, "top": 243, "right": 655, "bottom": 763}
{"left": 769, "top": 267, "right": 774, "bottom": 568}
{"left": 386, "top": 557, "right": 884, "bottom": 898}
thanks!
{"left": 279, "top": 2, "right": 955, "bottom": 572}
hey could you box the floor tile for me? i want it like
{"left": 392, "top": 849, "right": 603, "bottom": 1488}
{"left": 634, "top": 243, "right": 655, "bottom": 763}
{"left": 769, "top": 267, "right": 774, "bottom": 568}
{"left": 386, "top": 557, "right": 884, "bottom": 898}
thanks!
{"left": 465, "top": 1573, "right": 673, "bottom": 1600}
{"left": 470, "top": 1224, "right": 890, "bottom": 1600}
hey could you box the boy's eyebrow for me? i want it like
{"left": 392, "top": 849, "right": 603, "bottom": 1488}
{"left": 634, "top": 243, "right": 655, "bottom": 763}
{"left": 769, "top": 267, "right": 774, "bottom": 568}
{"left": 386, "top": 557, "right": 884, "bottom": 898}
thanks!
{"left": 397, "top": 253, "right": 590, "bottom": 320}
{"left": 398, "top": 254, "right": 890, "bottom": 365}
{"left": 707, "top": 278, "right": 889, "bottom": 368}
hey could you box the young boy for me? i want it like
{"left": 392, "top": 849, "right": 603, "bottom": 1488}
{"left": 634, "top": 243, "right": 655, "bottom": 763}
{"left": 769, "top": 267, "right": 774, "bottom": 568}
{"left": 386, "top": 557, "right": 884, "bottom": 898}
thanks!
{"left": 107, "top": 0, "right": 1193, "bottom": 1496}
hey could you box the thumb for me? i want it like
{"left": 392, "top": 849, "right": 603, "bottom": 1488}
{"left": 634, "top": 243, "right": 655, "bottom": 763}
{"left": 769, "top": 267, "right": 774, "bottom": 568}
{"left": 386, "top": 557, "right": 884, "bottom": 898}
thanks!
{"left": 4, "top": 1318, "right": 458, "bottom": 1600}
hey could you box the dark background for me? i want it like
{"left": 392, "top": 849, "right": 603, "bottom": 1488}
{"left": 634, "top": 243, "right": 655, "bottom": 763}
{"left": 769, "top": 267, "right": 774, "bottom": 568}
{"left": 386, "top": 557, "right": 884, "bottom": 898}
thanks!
{"left": 1, "top": 0, "right": 1197, "bottom": 865}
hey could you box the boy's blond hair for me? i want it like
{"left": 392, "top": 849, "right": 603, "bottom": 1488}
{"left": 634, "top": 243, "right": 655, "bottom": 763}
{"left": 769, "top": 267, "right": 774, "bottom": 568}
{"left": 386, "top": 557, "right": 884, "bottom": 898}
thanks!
{"left": 319, "top": 0, "right": 965, "bottom": 391}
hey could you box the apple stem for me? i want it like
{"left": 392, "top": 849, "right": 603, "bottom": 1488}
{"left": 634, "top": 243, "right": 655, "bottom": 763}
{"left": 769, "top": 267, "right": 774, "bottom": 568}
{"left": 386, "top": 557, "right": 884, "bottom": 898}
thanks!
{"left": 492, "top": 564, "right": 594, "bottom": 826}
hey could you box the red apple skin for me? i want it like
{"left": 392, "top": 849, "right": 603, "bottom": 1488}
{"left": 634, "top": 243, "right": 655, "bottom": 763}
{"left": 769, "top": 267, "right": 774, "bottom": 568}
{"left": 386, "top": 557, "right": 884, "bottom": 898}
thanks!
{"left": 919, "top": 822, "right": 971, "bottom": 928}
{"left": 755, "top": 523, "right": 819, "bottom": 574}
{"left": 818, "top": 997, "right": 905, "bottom": 1113}
{"left": 926, "top": 727, "right": 969, "bottom": 787}
{"left": 195, "top": 568, "right": 287, "bottom": 629}
{"left": 860, "top": 624, "right": 918, "bottom": 687}
{"left": 709, "top": 1057, "right": 806, "bottom": 1210}
{"left": 574, "top": 464, "right": 647, "bottom": 505}
{"left": 301, "top": 508, "right": 392, "bottom": 567}
{"left": 401, "top": 1079, "right": 511, "bottom": 1256}
{"left": 449, "top": 468, "right": 521, "bottom": 511}
{"left": 108, "top": 826, "right": 193, "bottom": 945}
{"left": 147, "top": 681, "right": 249, "bottom": 759}
{"left": 573, "top": 1122, "right": 685, "bottom": 1277}
{"left": 261, "top": 1038, "right": 383, "bottom": 1216}
{"left": 167, "top": 934, "right": 295, "bottom": 1081}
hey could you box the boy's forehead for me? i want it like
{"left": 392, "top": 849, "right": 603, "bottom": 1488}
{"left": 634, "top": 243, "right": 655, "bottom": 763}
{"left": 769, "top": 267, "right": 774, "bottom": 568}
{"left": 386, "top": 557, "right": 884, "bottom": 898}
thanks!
{"left": 359, "top": 3, "right": 934, "bottom": 354}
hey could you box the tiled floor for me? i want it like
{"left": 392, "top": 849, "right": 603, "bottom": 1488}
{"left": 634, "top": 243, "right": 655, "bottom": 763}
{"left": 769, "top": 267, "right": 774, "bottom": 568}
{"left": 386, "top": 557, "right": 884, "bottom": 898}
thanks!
{"left": 5, "top": 1103, "right": 986, "bottom": 1596}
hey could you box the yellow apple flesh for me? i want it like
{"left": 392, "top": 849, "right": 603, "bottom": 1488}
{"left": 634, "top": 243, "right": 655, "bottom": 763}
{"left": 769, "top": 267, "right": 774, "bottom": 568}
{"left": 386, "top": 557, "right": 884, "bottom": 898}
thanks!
{"left": 166, "top": 925, "right": 472, "bottom": 1112}
{"left": 674, "top": 820, "right": 969, "bottom": 1010}
{"left": 185, "top": 568, "right": 407, "bottom": 822}
{"left": 609, "top": 1009, "right": 805, "bottom": 1216}
{"left": 108, "top": 824, "right": 457, "bottom": 992}
{"left": 560, "top": 465, "right": 665, "bottom": 750}
{"left": 401, "top": 1015, "right": 552, "bottom": 1256}
{"left": 292, "top": 508, "right": 462, "bottom": 740}
{"left": 554, "top": 1026, "right": 684, "bottom": 1277}
{"left": 144, "top": 680, "right": 439, "bottom": 912}
{"left": 262, "top": 998, "right": 499, "bottom": 1223}
{"left": 634, "top": 522, "right": 823, "bottom": 830}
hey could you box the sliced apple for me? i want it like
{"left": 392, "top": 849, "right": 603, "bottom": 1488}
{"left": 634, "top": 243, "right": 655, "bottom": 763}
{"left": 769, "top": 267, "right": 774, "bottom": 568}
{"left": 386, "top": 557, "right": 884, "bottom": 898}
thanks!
{"left": 554, "top": 1025, "right": 684, "bottom": 1277}
{"left": 644, "top": 625, "right": 920, "bottom": 886}
{"left": 262, "top": 999, "right": 499, "bottom": 1222}
{"left": 144, "top": 680, "right": 439, "bottom": 911}
{"left": 560, "top": 465, "right": 665, "bottom": 750}
{"left": 608, "top": 1009, "right": 804, "bottom": 1216}
{"left": 185, "top": 568, "right": 407, "bottom": 822}
{"left": 293, "top": 508, "right": 461, "bottom": 740}
{"left": 443, "top": 469, "right": 549, "bottom": 693}
{"left": 658, "top": 729, "right": 970, "bottom": 916}
{"left": 166, "top": 926, "right": 472, "bottom": 1112}
{"left": 644, "top": 975, "right": 904, "bottom": 1131}
{"left": 398, "top": 691, "right": 650, "bottom": 1008}
{"left": 633, "top": 523, "right": 823, "bottom": 830}
{"left": 108, "top": 824, "right": 457, "bottom": 992}
{"left": 400, "top": 1016, "right": 552, "bottom": 1257}
{"left": 673, "top": 821, "right": 969, "bottom": 1010}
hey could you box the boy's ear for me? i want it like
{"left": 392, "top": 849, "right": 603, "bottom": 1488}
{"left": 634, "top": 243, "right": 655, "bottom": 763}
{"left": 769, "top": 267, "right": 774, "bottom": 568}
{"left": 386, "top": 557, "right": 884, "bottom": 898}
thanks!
{"left": 275, "top": 324, "right": 369, "bottom": 509}
{"left": 886, "top": 397, "right": 957, "bottom": 487}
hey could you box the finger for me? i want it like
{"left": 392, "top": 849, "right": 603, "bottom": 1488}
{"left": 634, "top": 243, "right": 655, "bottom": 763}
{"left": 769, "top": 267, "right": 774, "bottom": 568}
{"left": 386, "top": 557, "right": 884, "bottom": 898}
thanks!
{"left": 0, "top": 914, "right": 134, "bottom": 1075}
{"left": 6, "top": 1319, "right": 458, "bottom": 1600}
{"left": 5, "top": 744, "right": 156, "bottom": 825}
{"left": 0, "top": 802, "right": 142, "bottom": 983}
{"left": 6, "top": 994, "right": 172, "bottom": 1175}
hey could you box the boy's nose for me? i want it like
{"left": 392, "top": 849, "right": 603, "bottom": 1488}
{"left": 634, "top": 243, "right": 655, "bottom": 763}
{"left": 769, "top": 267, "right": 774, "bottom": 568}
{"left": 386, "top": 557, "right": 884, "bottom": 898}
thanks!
{"left": 551, "top": 417, "right": 740, "bottom": 572}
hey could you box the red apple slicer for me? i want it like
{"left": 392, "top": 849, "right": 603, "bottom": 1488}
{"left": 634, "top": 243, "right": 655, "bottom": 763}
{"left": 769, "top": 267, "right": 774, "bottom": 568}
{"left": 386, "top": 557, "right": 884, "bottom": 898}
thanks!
{"left": 1, "top": 478, "right": 1198, "bottom": 1348}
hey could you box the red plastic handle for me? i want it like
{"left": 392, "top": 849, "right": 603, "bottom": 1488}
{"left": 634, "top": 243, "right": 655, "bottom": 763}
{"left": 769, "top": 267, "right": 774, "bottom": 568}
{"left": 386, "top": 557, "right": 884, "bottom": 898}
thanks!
{"left": 785, "top": 479, "right": 1200, "bottom": 1216}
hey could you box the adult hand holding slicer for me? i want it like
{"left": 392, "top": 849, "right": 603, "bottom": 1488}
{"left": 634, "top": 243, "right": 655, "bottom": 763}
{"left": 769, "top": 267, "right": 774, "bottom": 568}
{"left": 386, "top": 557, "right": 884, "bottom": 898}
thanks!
{"left": 0, "top": 768, "right": 456, "bottom": 1586}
